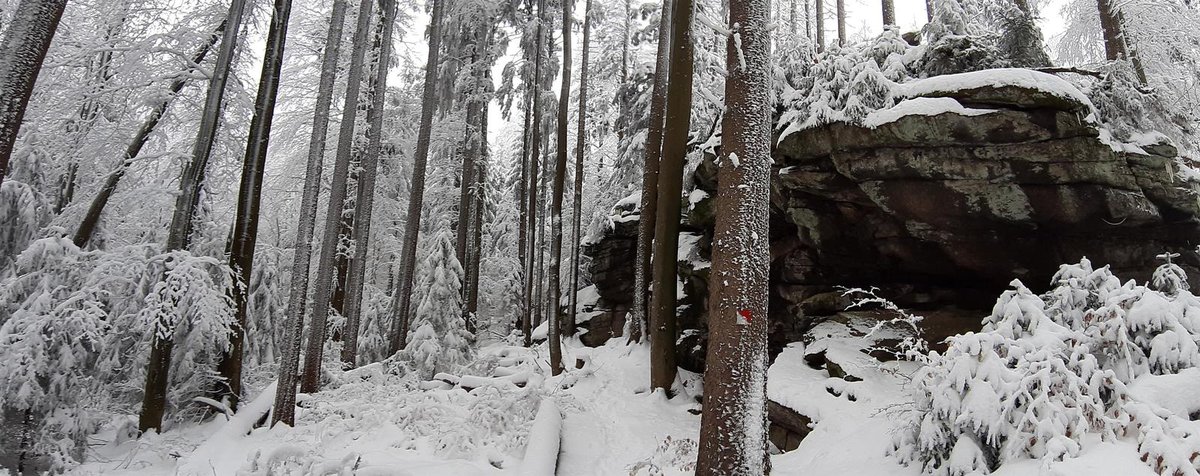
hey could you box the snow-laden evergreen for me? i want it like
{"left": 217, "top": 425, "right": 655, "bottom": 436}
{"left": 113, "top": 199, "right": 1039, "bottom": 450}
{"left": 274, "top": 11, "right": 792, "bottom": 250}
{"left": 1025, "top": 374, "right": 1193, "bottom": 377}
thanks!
{"left": 401, "top": 228, "right": 474, "bottom": 379}
{"left": 894, "top": 258, "right": 1200, "bottom": 476}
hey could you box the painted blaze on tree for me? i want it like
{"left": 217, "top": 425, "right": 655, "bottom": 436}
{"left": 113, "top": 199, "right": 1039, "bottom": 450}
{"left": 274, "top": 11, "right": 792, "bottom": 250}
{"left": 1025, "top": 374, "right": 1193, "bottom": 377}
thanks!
{"left": 696, "top": 0, "right": 773, "bottom": 473}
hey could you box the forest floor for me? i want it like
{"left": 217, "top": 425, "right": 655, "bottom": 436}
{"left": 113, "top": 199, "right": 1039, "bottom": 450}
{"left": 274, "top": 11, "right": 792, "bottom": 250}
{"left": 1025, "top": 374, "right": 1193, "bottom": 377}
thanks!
{"left": 67, "top": 332, "right": 1162, "bottom": 475}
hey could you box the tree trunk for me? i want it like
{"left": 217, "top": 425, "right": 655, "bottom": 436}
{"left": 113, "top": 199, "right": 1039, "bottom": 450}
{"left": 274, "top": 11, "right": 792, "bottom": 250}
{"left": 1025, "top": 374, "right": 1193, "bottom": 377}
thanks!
{"left": 882, "top": 0, "right": 895, "bottom": 28}
{"left": 1097, "top": 0, "right": 1148, "bottom": 84}
{"left": 386, "top": 0, "right": 443, "bottom": 355}
{"left": 0, "top": 0, "right": 68, "bottom": 188}
{"left": 836, "top": 0, "right": 845, "bottom": 46}
{"left": 925, "top": 0, "right": 933, "bottom": 22}
{"left": 567, "top": 0, "right": 592, "bottom": 338}
{"left": 340, "top": 0, "right": 397, "bottom": 368}
{"left": 695, "top": 0, "right": 772, "bottom": 471}
{"left": 271, "top": 0, "right": 348, "bottom": 428}
{"left": 516, "top": 74, "right": 531, "bottom": 334}
{"left": 546, "top": 0, "right": 572, "bottom": 375}
{"left": 216, "top": 0, "right": 295, "bottom": 410}
{"left": 73, "top": 22, "right": 224, "bottom": 249}
{"left": 466, "top": 109, "right": 487, "bottom": 330}
{"left": 630, "top": 0, "right": 673, "bottom": 345}
{"left": 522, "top": 0, "right": 546, "bottom": 348}
{"left": 301, "top": 0, "right": 374, "bottom": 390}
{"left": 815, "top": 0, "right": 824, "bottom": 52}
{"left": 649, "top": 0, "right": 693, "bottom": 393}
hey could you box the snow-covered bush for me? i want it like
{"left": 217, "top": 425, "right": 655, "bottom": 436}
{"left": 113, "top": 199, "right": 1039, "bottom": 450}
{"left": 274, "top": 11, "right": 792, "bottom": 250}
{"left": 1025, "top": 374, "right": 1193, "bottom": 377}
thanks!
{"left": 893, "top": 258, "right": 1200, "bottom": 475}
{"left": 0, "top": 237, "right": 234, "bottom": 469}
{"left": 402, "top": 229, "right": 474, "bottom": 379}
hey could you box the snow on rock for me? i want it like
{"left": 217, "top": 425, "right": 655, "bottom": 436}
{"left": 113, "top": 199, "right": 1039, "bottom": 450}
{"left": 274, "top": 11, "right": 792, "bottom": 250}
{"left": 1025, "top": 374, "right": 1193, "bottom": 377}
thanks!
{"left": 895, "top": 68, "right": 1094, "bottom": 110}
{"left": 862, "top": 97, "right": 996, "bottom": 128}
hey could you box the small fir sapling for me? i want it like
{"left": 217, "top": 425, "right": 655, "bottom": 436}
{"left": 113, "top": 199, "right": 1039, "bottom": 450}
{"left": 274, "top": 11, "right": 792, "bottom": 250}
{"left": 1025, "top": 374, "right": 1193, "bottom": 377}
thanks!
{"left": 402, "top": 229, "right": 474, "bottom": 379}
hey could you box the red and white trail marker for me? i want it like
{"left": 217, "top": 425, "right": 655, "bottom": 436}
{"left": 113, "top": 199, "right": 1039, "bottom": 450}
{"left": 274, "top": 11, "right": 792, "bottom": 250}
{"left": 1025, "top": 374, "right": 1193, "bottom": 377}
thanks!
{"left": 736, "top": 309, "right": 752, "bottom": 326}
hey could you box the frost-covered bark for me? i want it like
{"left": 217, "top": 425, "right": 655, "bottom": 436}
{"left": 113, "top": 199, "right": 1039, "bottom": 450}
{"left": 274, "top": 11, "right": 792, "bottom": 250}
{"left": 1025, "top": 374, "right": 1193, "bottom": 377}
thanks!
{"left": 649, "top": 0, "right": 693, "bottom": 393}
{"left": 631, "top": 0, "right": 672, "bottom": 345}
{"left": 73, "top": 25, "right": 224, "bottom": 249}
{"left": 217, "top": 0, "right": 295, "bottom": 409}
{"left": 167, "top": 0, "right": 249, "bottom": 253}
{"left": 387, "top": 0, "right": 443, "bottom": 355}
{"left": 567, "top": 0, "right": 592, "bottom": 338}
{"left": 0, "top": 0, "right": 67, "bottom": 190}
{"left": 302, "top": 0, "right": 374, "bottom": 391}
{"left": 271, "top": 0, "right": 348, "bottom": 428}
{"left": 695, "top": 0, "right": 772, "bottom": 470}
{"left": 340, "top": 0, "right": 397, "bottom": 367}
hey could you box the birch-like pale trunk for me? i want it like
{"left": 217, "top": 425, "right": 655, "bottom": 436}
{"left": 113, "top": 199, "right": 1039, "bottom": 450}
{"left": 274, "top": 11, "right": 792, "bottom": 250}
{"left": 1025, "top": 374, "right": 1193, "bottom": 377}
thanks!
{"left": 386, "top": 0, "right": 444, "bottom": 354}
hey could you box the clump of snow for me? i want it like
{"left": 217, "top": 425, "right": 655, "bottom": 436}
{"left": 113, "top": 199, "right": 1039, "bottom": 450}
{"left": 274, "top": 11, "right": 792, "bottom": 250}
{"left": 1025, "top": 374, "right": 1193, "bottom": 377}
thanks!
{"left": 895, "top": 68, "right": 1095, "bottom": 110}
{"left": 863, "top": 97, "right": 996, "bottom": 128}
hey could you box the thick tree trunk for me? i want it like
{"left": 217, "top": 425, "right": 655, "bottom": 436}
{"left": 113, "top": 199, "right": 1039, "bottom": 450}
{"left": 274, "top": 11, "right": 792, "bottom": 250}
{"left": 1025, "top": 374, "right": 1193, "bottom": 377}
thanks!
{"left": 0, "top": 0, "right": 67, "bottom": 188}
{"left": 815, "top": 0, "right": 825, "bottom": 52}
{"left": 522, "top": 0, "right": 546, "bottom": 347}
{"left": 567, "top": 0, "right": 592, "bottom": 338}
{"left": 1097, "top": 0, "right": 1148, "bottom": 84}
{"left": 216, "top": 0, "right": 294, "bottom": 410}
{"left": 516, "top": 77, "right": 531, "bottom": 333}
{"left": 73, "top": 23, "right": 224, "bottom": 249}
{"left": 271, "top": 0, "right": 347, "bottom": 428}
{"left": 386, "top": 0, "right": 443, "bottom": 355}
{"left": 695, "top": 0, "right": 772, "bottom": 471}
{"left": 340, "top": 0, "right": 397, "bottom": 368}
{"left": 882, "top": 0, "right": 895, "bottom": 28}
{"left": 836, "top": 0, "right": 845, "bottom": 46}
{"left": 630, "top": 0, "right": 673, "bottom": 344}
{"left": 466, "top": 110, "right": 487, "bottom": 330}
{"left": 301, "top": 0, "right": 374, "bottom": 389}
{"left": 547, "top": 0, "right": 572, "bottom": 375}
{"left": 649, "top": 0, "right": 693, "bottom": 393}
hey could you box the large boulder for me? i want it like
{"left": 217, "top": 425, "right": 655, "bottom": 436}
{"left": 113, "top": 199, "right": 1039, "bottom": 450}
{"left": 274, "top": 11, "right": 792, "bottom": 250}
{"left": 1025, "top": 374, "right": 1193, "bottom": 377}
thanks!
{"left": 581, "top": 69, "right": 1200, "bottom": 367}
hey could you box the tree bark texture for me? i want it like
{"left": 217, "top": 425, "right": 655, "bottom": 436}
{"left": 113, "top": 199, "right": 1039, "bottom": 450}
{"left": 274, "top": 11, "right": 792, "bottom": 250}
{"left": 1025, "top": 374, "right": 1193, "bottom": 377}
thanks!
{"left": 882, "top": 0, "right": 895, "bottom": 27}
{"left": 567, "top": 0, "right": 592, "bottom": 338}
{"left": 546, "top": 0, "right": 572, "bottom": 375}
{"left": 815, "top": 0, "right": 825, "bottom": 52}
{"left": 272, "top": 0, "right": 348, "bottom": 428}
{"left": 0, "top": 0, "right": 68, "bottom": 189}
{"left": 301, "top": 0, "right": 374, "bottom": 390}
{"left": 387, "top": 0, "right": 443, "bottom": 354}
{"left": 631, "top": 0, "right": 673, "bottom": 344}
{"left": 649, "top": 0, "right": 693, "bottom": 393}
{"left": 217, "top": 0, "right": 294, "bottom": 410}
{"left": 340, "top": 0, "right": 397, "bottom": 367}
{"left": 836, "top": 0, "right": 845, "bottom": 46}
{"left": 522, "top": 0, "right": 546, "bottom": 347}
{"left": 695, "top": 0, "right": 772, "bottom": 471}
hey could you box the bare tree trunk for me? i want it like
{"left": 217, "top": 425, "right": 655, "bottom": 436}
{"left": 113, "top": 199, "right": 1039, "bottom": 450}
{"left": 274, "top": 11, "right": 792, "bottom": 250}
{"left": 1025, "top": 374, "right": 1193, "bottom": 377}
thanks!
{"left": 134, "top": 21, "right": 229, "bottom": 434}
{"left": 271, "top": 0, "right": 348, "bottom": 428}
{"left": 567, "top": 0, "right": 592, "bottom": 338}
{"left": 695, "top": 0, "right": 772, "bottom": 470}
{"left": 882, "top": 0, "right": 895, "bottom": 28}
{"left": 300, "top": 0, "right": 374, "bottom": 392}
{"left": 630, "top": 0, "right": 673, "bottom": 344}
{"left": 649, "top": 0, "right": 693, "bottom": 393}
{"left": 836, "top": 0, "right": 845, "bottom": 46}
{"left": 216, "top": 0, "right": 295, "bottom": 410}
{"left": 516, "top": 76, "right": 531, "bottom": 334}
{"left": 0, "top": 0, "right": 67, "bottom": 188}
{"left": 617, "top": 0, "right": 630, "bottom": 146}
{"left": 925, "top": 0, "right": 933, "bottom": 22}
{"left": 73, "top": 22, "right": 225, "bottom": 249}
{"left": 546, "top": 0, "right": 573, "bottom": 375}
{"left": 340, "top": 0, "right": 398, "bottom": 368}
{"left": 466, "top": 109, "right": 487, "bottom": 329}
{"left": 815, "top": 0, "right": 825, "bottom": 52}
{"left": 522, "top": 0, "right": 546, "bottom": 347}
{"left": 1097, "top": 0, "right": 1148, "bottom": 84}
{"left": 386, "top": 0, "right": 443, "bottom": 355}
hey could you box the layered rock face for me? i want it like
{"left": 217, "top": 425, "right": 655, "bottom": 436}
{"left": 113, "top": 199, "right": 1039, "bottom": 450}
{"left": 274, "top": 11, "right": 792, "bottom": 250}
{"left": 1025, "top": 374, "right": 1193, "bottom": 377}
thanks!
{"left": 582, "top": 69, "right": 1200, "bottom": 366}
